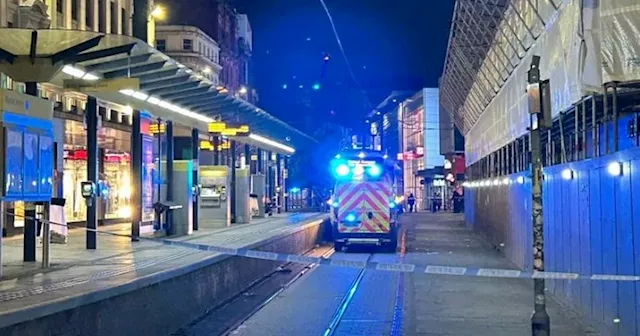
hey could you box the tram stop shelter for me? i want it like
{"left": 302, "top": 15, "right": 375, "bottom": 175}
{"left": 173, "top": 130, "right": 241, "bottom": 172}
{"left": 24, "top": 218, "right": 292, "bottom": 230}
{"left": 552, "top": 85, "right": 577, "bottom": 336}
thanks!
{"left": 0, "top": 29, "right": 316, "bottom": 277}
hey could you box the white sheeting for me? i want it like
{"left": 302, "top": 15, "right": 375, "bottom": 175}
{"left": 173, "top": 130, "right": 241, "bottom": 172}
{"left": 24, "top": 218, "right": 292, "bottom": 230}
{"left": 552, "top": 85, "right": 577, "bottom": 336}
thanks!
{"left": 600, "top": 0, "right": 640, "bottom": 82}
{"left": 462, "top": 0, "right": 640, "bottom": 166}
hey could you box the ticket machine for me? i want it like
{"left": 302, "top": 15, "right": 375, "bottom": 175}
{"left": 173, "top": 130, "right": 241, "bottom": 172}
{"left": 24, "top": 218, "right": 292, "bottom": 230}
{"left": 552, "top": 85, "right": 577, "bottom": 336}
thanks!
{"left": 250, "top": 174, "right": 266, "bottom": 218}
{"left": 199, "top": 165, "right": 230, "bottom": 228}
{"left": 234, "top": 168, "right": 251, "bottom": 224}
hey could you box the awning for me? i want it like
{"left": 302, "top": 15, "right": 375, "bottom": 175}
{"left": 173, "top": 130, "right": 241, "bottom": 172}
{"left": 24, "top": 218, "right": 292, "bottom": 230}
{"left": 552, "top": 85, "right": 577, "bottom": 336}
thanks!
{"left": 0, "top": 29, "right": 315, "bottom": 154}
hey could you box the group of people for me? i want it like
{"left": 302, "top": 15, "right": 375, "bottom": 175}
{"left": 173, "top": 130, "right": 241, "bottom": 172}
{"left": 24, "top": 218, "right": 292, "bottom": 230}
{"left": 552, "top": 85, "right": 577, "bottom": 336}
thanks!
{"left": 404, "top": 187, "right": 464, "bottom": 213}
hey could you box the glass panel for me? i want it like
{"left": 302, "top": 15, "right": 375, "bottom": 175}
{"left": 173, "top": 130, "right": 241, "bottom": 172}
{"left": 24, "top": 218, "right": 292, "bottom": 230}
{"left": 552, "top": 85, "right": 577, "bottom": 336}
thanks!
{"left": 103, "top": 150, "right": 131, "bottom": 219}
{"left": 5, "top": 128, "right": 23, "bottom": 196}
{"left": 23, "top": 131, "right": 39, "bottom": 195}
{"left": 63, "top": 150, "right": 87, "bottom": 222}
{"left": 141, "top": 135, "right": 155, "bottom": 222}
{"left": 39, "top": 134, "right": 54, "bottom": 196}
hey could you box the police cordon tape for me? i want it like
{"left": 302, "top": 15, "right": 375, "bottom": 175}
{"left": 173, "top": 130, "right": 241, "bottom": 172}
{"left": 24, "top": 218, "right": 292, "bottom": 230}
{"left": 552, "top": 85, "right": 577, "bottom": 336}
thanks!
{"left": 7, "top": 212, "right": 640, "bottom": 282}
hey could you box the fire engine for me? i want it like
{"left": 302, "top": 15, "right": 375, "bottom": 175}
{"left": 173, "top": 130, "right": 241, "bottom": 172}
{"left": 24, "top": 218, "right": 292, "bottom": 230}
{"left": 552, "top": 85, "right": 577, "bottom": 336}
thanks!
{"left": 328, "top": 150, "right": 399, "bottom": 252}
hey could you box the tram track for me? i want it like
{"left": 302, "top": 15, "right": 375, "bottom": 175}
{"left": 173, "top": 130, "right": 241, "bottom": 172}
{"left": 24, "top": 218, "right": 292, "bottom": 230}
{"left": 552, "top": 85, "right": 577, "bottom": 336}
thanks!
{"left": 322, "top": 253, "right": 373, "bottom": 336}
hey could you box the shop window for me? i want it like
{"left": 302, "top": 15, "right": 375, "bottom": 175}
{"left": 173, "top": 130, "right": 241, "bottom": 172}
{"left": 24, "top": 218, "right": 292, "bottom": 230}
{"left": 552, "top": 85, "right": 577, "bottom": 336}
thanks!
{"left": 183, "top": 39, "right": 193, "bottom": 51}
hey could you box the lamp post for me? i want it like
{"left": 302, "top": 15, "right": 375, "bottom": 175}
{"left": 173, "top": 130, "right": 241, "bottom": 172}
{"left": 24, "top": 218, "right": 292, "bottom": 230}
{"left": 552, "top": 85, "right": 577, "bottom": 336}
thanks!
{"left": 526, "top": 55, "right": 551, "bottom": 336}
{"left": 147, "top": 3, "right": 166, "bottom": 47}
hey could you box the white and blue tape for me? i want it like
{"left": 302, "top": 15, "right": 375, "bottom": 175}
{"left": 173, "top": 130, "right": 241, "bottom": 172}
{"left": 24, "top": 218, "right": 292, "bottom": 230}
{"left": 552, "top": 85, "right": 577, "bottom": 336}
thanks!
{"left": 18, "top": 214, "right": 640, "bottom": 282}
{"left": 161, "top": 238, "right": 640, "bottom": 281}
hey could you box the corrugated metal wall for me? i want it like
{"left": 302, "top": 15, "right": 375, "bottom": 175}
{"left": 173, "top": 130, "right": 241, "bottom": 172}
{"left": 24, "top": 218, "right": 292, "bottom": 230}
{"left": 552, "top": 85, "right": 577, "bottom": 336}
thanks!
{"left": 465, "top": 147, "right": 640, "bottom": 335}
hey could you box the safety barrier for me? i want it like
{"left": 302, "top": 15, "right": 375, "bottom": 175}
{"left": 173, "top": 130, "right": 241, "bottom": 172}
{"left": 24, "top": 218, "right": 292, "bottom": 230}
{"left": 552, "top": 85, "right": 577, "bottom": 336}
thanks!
{"left": 3, "top": 213, "right": 639, "bottom": 282}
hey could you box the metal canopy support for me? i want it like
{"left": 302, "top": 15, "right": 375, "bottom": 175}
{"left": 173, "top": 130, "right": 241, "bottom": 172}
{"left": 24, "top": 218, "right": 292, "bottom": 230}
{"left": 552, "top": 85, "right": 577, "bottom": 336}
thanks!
{"left": 147, "top": 81, "right": 201, "bottom": 96}
{"left": 66, "top": 43, "right": 137, "bottom": 64}
{"left": 102, "top": 61, "right": 167, "bottom": 78}
{"left": 140, "top": 75, "right": 192, "bottom": 91}
{"left": 83, "top": 52, "right": 151, "bottom": 72}
{"left": 166, "top": 121, "right": 174, "bottom": 235}
{"left": 173, "top": 93, "right": 227, "bottom": 107}
{"left": 50, "top": 35, "right": 104, "bottom": 64}
{"left": 192, "top": 128, "right": 199, "bottom": 231}
{"left": 0, "top": 47, "right": 16, "bottom": 63}
{"left": 160, "top": 86, "right": 212, "bottom": 100}
{"left": 137, "top": 68, "right": 182, "bottom": 83}
{"left": 230, "top": 140, "right": 237, "bottom": 223}
{"left": 86, "top": 96, "right": 98, "bottom": 250}
{"left": 131, "top": 110, "right": 142, "bottom": 241}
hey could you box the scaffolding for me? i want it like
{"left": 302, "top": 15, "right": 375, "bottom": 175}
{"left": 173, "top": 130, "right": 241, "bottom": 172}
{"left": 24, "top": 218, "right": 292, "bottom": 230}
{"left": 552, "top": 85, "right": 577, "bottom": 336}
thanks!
{"left": 441, "top": 0, "right": 640, "bottom": 165}
{"left": 440, "top": 0, "right": 559, "bottom": 136}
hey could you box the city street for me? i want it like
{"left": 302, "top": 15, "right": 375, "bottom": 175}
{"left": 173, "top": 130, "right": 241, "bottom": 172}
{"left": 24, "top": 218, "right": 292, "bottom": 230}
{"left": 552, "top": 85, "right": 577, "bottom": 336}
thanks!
{"left": 179, "top": 213, "right": 597, "bottom": 335}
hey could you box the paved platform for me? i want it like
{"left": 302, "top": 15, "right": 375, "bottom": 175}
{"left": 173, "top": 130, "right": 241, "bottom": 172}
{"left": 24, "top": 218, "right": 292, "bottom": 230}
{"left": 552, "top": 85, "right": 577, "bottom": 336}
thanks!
{"left": 218, "top": 213, "right": 597, "bottom": 336}
{"left": 0, "top": 212, "right": 326, "bottom": 331}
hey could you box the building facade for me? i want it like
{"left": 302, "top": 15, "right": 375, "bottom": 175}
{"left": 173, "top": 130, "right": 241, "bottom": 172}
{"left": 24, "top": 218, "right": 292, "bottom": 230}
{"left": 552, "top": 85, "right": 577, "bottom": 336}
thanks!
{"left": 1, "top": 0, "right": 134, "bottom": 33}
{"left": 155, "top": 25, "right": 222, "bottom": 85}
{"left": 0, "top": 0, "right": 139, "bottom": 231}
{"left": 236, "top": 13, "right": 254, "bottom": 102}
{"left": 162, "top": 0, "right": 249, "bottom": 97}
{"left": 398, "top": 89, "right": 444, "bottom": 210}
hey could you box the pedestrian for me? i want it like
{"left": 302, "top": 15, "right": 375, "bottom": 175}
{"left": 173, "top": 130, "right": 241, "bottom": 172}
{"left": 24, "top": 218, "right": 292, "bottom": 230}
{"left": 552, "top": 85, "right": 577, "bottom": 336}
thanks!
{"left": 407, "top": 193, "right": 416, "bottom": 213}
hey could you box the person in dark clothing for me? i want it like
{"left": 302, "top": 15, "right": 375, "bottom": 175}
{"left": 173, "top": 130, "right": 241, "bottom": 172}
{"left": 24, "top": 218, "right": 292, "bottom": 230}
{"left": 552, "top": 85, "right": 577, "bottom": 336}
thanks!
{"left": 407, "top": 193, "right": 416, "bottom": 213}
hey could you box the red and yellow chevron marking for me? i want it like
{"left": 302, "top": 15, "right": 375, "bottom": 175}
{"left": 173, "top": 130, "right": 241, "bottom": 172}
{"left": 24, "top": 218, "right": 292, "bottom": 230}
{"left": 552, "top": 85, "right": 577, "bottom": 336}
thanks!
{"left": 335, "top": 182, "right": 392, "bottom": 234}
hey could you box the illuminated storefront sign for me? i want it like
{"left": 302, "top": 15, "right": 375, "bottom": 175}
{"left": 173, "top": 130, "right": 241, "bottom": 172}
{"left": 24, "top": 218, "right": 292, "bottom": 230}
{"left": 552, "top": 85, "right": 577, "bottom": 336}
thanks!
{"left": 208, "top": 122, "right": 250, "bottom": 137}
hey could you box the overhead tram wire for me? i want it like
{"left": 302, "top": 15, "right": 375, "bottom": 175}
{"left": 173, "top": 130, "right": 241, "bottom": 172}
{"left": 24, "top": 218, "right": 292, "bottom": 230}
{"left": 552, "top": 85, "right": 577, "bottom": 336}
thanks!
{"left": 318, "top": 0, "right": 373, "bottom": 111}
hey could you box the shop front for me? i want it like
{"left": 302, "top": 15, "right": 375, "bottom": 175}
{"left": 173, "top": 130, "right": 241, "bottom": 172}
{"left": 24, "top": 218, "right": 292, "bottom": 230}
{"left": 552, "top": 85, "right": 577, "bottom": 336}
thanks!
{"left": 62, "top": 119, "right": 132, "bottom": 224}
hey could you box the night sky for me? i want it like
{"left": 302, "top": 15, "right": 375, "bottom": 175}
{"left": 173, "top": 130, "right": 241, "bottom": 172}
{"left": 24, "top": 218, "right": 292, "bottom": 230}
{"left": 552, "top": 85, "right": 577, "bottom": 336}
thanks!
{"left": 234, "top": 0, "right": 454, "bottom": 133}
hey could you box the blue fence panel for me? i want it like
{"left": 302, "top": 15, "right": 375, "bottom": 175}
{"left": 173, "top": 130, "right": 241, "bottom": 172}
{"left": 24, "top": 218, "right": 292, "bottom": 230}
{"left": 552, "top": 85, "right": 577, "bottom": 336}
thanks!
{"left": 589, "top": 167, "right": 605, "bottom": 323}
{"left": 569, "top": 170, "right": 582, "bottom": 307}
{"left": 600, "top": 168, "right": 618, "bottom": 328}
{"left": 576, "top": 160, "right": 592, "bottom": 318}
{"left": 560, "top": 170, "right": 571, "bottom": 300}
{"left": 616, "top": 160, "right": 636, "bottom": 335}
{"left": 631, "top": 157, "right": 640, "bottom": 335}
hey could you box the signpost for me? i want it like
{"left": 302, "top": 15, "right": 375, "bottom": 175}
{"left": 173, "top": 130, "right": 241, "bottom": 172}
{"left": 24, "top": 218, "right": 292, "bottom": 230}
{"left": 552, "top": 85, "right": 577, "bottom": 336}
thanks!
{"left": 527, "top": 55, "right": 551, "bottom": 336}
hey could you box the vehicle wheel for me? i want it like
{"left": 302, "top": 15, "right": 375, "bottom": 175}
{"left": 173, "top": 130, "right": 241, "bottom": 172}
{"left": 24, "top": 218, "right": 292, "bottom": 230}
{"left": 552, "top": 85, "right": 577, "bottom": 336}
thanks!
{"left": 334, "top": 241, "right": 344, "bottom": 252}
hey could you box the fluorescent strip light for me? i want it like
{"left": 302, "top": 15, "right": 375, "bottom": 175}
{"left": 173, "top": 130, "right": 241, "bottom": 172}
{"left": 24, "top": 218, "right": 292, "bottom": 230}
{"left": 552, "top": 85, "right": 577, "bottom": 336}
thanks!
{"left": 132, "top": 91, "right": 149, "bottom": 100}
{"left": 147, "top": 96, "right": 161, "bottom": 105}
{"left": 249, "top": 133, "right": 295, "bottom": 154}
{"left": 62, "top": 65, "right": 85, "bottom": 78}
{"left": 83, "top": 73, "right": 100, "bottom": 80}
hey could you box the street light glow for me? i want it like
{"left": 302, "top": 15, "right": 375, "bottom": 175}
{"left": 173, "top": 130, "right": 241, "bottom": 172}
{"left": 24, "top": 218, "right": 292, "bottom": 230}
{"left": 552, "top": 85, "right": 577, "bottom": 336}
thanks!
{"left": 151, "top": 5, "right": 166, "bottom": 20}
{"left": 239, "top": 86, "right": 248, "bottom": 94}
{"left": 607, "top": 162, "right": 622, "bottom": 176}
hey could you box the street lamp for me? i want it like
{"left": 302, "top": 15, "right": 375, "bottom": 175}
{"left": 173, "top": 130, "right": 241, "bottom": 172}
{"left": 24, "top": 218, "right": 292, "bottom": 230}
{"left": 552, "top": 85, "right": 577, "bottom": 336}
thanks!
{"left": 239, "top": 86, "right": 248, "bottom": 95}
{"left": 150, "top": 5, "right": 166, "bottom": 20}
{"left": 147, "top": 4, "right": 166, "bottom": 47}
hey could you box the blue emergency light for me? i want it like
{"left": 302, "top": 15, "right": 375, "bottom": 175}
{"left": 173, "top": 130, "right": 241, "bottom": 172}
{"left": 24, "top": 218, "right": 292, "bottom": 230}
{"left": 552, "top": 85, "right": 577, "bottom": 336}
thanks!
{"left": 335, "top": 164, "right": 350, "bottom": 177}
{"left": 367, "top": 164, "right": 382, "bottom": 177}
{"left": 345, "top": 213, "right": 357, "bottom": 222}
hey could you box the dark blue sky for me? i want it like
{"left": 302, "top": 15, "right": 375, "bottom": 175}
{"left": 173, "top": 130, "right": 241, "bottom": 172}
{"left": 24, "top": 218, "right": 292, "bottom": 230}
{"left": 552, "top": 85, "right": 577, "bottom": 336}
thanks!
{"left": 235, "top": 0, "right": 454, "bottom": 131}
